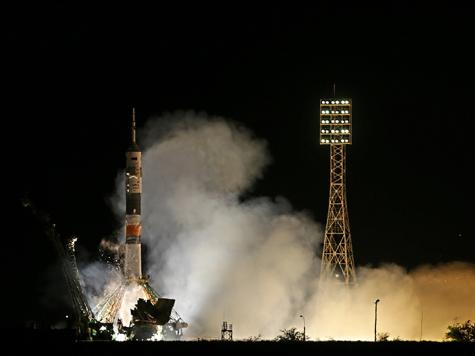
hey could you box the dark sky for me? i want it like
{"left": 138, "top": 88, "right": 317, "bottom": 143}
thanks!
{"left": 4, "top": 4, "right": 475, "bottom": 324}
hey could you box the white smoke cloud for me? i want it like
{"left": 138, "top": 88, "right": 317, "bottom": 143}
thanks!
{"left": 81, "top": 261, "right": 122, "bottom": 309}
{"left": 136, "top": 112, "right": 322, "bottom": 338}
{"left": 310, "top": 262, "right": 475, "bottom": 341}
{"left": 86, "top": 110, "right": 475, "bottom": 341}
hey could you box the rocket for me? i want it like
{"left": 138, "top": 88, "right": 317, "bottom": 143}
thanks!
{"left": 124, "top": 108, "right": 142, "bottom": 280}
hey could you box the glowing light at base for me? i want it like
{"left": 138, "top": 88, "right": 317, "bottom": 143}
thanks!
{"left": 117, "top": 284, "right": 148, "bottom": 326}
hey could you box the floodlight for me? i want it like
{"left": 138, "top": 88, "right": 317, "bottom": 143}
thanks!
{"left": 320, "top": 98, "right": 352, "bottom": 145}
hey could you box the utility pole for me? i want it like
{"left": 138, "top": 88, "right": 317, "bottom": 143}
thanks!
{"left": 420, "top": 308, "right": 423, "bottom": 341}
{"left": 374, "top": 299, "right": 380, "bottom": 341}
{"left": 300, "top": 315, "right": 306, "bottom": 341}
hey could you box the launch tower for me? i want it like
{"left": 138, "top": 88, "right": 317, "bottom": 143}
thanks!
{"left": 319, "top": 98, "right": 356, "bottom": 285}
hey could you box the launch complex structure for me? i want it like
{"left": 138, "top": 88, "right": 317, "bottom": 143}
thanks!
{"left": 30, "top": 109, "right": 188, "bottom": 339}
{"left": 319, "top": 97, "right": 356, "bottom": 285}
{"left": 91, "top": 109, "right": 188, "bottom": 338}
{"left": 28, "top": 98, "right": 356, "bottom": 339}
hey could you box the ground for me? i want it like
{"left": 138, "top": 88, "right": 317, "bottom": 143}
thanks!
{"left": 3, "top": 329, "right": 474, "bottom": 356}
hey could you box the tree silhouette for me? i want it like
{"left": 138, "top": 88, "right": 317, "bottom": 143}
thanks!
{"left": 274, "top": 327, "right": 309, "bottom": 341}
{"left": 244, "top": 334, "right": 262, "bottom": 341}
{"left": 377, "top": 332, "right": 390, "bottom": 341}
{"left": 445, "top": 320, "right": 475, "bottom": 342}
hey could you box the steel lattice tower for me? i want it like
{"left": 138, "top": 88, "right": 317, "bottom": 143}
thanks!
{"left": 319, "top": 98, "right": 356, "bottom": 285}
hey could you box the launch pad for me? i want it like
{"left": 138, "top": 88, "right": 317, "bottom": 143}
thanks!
{"left": 88, "top": 109, "right": 185, "bottom": 338}
{"left": 89, "top": 108, "right": 188, "bottom": 340}
{"left": 34, "top": 109, "right": 188, "bottom": 341}
{"left": 92, "top": 275, "right": 188, "bottom": 340}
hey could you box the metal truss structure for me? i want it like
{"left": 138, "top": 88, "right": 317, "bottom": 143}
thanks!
{"left": 319, "top": 98, "right": 356, "bottom": 285}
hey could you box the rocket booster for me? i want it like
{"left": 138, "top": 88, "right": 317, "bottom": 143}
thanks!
{"left": 124, "top": 108, "right": 142, "bottom": 280}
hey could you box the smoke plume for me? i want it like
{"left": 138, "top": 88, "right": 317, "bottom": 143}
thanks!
{"left": 311, "top": 262, "right": 475, "bottom": 341}
{"left": 135, "top": 112, "right": 322, "bottom": 338}
{"left": 88, "top": 111, "right": 475, "bottom": 340}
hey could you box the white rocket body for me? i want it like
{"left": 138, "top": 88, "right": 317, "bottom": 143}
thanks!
{"left": 124, "top": 109, "right": 142, "bottom": 280}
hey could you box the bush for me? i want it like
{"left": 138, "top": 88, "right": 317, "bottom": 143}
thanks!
{"left": 274, "top": 327, "right": 309, "bottom": 341}
{"left": 244, "top": 334, "right": 262, "bottom": 341}
{"left": 445, "top": 320, "right": 475, "bottom": 342}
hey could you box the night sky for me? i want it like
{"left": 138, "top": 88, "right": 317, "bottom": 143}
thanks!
{"left": 4, "top": 4, "right": 475, "bottom": 324}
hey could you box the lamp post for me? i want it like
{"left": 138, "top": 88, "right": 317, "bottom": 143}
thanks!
{"left": 374, "top": 299, "right": 380, "bottom": 342}
{"left": 420, "top": 306, "right": 423, "bottom": 341}
{"left": 300, "top": 314, "right": 306, "bottom": 341}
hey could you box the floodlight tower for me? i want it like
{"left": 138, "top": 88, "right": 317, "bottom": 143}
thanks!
{"left": 319, "top": 98, "right": 356, "bottom": 285}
